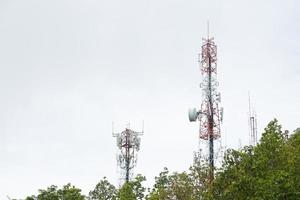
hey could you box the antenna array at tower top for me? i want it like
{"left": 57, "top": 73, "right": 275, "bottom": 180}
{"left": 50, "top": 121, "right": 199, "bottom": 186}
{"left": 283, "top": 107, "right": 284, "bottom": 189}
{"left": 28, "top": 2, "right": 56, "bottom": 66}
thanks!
{"left": 113, "top": 124, "right": 143, "bottom": 184}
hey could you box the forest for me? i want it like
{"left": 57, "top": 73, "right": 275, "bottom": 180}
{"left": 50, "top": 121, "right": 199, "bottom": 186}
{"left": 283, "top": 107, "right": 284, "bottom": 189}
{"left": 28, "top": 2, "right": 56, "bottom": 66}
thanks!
{"left": 24, "top": 119, "right": 300, "bottom": 200}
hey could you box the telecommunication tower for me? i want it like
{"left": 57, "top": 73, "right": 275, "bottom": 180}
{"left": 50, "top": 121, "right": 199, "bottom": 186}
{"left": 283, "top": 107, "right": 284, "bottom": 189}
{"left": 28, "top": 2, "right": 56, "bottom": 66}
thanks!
{"left": 248, "top": 94, "right": 258, "bottom": 146}
{"left": 112, "top": 123, "right": 143, "bottom": 183}
{"left": 189, "top": 27, "right": 223, "bottom": 182}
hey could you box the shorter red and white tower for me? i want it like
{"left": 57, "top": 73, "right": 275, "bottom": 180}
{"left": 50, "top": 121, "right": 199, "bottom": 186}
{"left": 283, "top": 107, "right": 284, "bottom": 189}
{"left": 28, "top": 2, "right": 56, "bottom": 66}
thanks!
{"left": 113, "top": 123, "right": 143, "bottom": 184}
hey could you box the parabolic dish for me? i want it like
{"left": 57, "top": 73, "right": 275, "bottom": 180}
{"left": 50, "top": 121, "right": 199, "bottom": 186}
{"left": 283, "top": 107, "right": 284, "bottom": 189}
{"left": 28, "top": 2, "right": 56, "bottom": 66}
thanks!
{"left": 188, "top": 108, "right": 198, "bottom": 122}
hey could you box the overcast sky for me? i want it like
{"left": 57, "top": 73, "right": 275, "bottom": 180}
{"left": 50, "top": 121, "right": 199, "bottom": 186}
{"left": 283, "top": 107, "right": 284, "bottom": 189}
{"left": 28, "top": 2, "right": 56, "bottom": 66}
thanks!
{"left": 0, "top": 0, "right": 300, "bottom": 198}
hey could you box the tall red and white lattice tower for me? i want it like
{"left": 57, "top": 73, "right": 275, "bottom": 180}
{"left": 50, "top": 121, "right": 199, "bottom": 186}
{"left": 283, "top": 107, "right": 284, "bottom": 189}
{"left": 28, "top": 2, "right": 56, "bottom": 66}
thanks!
{"left": 189, "top": 29, "right": 223, "bottom": 182}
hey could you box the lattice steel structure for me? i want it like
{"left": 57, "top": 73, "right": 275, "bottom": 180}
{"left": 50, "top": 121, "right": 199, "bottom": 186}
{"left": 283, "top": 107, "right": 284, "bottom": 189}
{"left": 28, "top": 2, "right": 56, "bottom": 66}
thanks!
{"left": 113, "top": 125, "right": 143, "bottom": 183}
{"left": 248, "top": 95, "right": 258, "bottom": 146}
{"left": 189, "top": 33, "right": 223, "bottom": 182}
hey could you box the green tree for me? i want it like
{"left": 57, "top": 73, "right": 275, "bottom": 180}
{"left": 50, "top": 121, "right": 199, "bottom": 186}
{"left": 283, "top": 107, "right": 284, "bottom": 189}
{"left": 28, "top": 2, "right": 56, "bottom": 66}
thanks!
{"left": 189, "top": 153, "right": 210, "bottom": 199}
{"left": 89, "top": 177, "right": 117, "bottom": 200}
{"left": 57, "top": 184, "right": 85, "bottom": 200}
{"left": 131, "top": 174, "right": 146, "bottom": 200}
{"left": 147, "top": 167, "right": 196, "bottom": 200}
{"left": 118, "top": 175, "right": 146, "bottom": 200}
{"left": 283, "top": 128, "right": 300, "bottom": 198}
{"left": 25, "top": 197, "right": 36, "bottom": 200}
{"left": 146, "top": 168, "right": 171, "bottom": 200}
{"left": 26, "top": 184, "right": 85, "bottom": 200}
{"left": 169, "top": 172, "right": 194, "bottom": 200}
{"left": 37, "top": 185, "right": 60, "bottom": 200}
{"left": 210, "top": 119, "right": 300, "bottom": 200}
{"left": 119, "top": 182, "right": 136, "bottom": 200}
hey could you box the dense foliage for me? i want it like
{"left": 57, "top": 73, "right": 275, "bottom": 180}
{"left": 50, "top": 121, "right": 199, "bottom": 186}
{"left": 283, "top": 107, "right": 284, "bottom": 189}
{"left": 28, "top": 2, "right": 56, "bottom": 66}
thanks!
{"left": 25, "top": 184, "right": 85, "bottom": 200}
{"left": 88, "top": 177, "right": 117, "bottom": 200}
{"left": 24, "top": 119, "right": 300, "bottom": 200}
{"left": 210, "top": 119, "right": 300, "bottom": 200}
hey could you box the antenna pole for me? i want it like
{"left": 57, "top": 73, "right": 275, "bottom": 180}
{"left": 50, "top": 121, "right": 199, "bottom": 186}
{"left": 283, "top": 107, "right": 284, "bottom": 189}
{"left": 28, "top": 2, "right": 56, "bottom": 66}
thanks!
{"left": 248, "top": 92, "right": 251, "bottom": 145}
{"left": 248, "top": 93, "right": 258, "bottom": 146}
{"left": 207, "top": 21, "right": 210, "bottom": 39}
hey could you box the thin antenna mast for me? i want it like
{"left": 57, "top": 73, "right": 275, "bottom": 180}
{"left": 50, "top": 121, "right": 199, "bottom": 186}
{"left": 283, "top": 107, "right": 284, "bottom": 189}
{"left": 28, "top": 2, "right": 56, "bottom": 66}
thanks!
{"left": 207, "top": 21, "right": 210, "bottom": 39}
{"left": 248, "top": 92, "right": 258, "bottom": 146}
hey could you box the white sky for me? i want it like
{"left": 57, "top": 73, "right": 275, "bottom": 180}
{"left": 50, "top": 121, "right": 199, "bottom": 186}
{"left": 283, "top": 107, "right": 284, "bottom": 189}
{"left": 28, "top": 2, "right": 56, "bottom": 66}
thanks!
{"left": 0, "top": 0, "right": 299, "bottom": 198}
